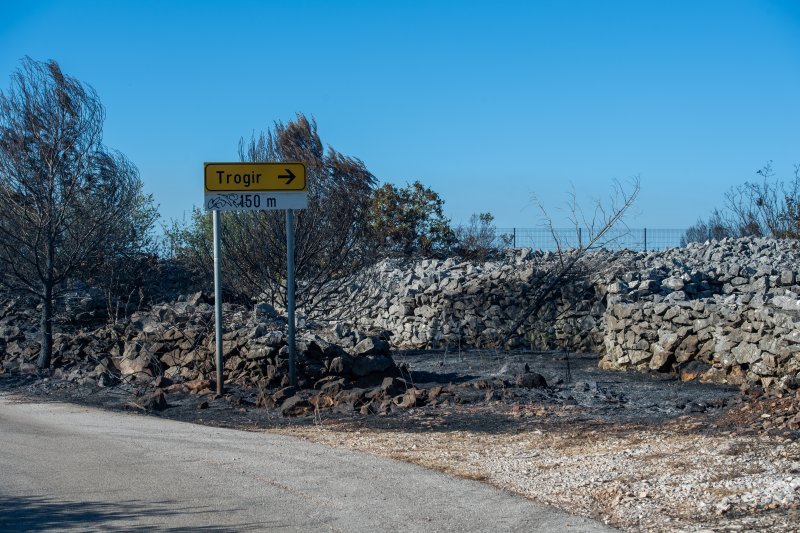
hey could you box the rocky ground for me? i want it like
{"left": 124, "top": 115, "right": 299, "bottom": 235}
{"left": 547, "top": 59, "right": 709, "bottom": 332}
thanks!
{"left": 2, "top": 348, "right": 798, "bottom": 532}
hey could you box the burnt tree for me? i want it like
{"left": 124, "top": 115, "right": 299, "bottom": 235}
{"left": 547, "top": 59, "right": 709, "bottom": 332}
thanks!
{"left": 0, "top": 57, "right": 152, "bottom": 368}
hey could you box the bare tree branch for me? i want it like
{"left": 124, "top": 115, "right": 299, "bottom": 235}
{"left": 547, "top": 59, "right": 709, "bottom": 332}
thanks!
{"left": 500, "top": 176, "right": 640, "bottom": 343}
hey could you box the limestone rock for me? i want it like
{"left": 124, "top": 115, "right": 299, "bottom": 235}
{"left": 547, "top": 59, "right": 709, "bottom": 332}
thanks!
{"left": 351, "top": 337, "right": 390, "bottom": 357}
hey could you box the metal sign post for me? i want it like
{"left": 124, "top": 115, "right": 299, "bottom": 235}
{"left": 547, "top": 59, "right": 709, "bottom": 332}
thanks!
{"left": 204, "top": 162, "right": 307, "bottom": 394}
{"left": 286, "top": 209, "right": 296, "bottom": 386}
{"left": 212, "top": 210, "right": 224, "bottom": 395}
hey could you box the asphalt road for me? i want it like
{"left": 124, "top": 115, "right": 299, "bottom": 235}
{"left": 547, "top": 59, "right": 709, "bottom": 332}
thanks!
{"left": 0, "top": 395, "right": 613, "bottom": 532}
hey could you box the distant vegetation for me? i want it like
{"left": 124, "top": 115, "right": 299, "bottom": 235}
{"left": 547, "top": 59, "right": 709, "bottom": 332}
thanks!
{"left": 683, "top": 162, "right": 800, "bottom": 245}
{"left": 368, "top": 180, "right": 456, "bottom": 258}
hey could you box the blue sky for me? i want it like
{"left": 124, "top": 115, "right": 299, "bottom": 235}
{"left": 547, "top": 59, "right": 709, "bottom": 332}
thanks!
{"left": 1, "top": 0, "right": 799, "bottom": 230}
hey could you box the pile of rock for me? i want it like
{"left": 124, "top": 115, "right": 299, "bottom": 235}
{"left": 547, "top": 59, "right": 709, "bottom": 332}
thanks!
{"left": 1, "top": 289, "right": 565, "bottom": 418}
{"left": 0, "top": 292, "right": 413, "bottom": 414}
{"left": 260, "top": 376, "right": 433, "bottom": 417}
{"left": 115, "top": 299, "right": 400, "bottom": 390}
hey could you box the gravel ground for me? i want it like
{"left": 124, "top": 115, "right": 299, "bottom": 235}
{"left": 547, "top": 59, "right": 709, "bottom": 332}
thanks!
{"left": 267, "top": 350, "right": 800, "bottom": 532}
{"left": 273, "top": 407, "right": 800, "bottom": 532}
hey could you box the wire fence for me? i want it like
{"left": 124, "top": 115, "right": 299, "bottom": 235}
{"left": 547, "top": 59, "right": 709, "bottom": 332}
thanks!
{"left": 494, "top": 227, "right": 688, "bottom": 252}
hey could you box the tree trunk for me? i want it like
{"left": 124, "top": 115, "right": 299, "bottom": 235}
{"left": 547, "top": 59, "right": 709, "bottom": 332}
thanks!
{"left": 36, "top": 283, "right": 53, "bottom": 369}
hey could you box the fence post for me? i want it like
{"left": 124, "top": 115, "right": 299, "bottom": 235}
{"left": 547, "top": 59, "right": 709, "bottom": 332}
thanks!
{"left": 643, "top": 227, "right": 647, "bottom": 252}
{"left": 578, "top": 227, "right": 582, "bottom": 249}
{"left": 513, "top": 228, "right": 516, "bottom": 248}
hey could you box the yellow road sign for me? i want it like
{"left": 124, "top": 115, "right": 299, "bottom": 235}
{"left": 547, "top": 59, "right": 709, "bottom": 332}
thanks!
{"left": 204, "top": 162, "right": 306, "bottom": 192}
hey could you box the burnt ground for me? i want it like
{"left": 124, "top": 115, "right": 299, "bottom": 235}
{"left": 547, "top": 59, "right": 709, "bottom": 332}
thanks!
{"left": 0, "top": 349, "right": 760, "bottom": 436}
{"left": 396, "top": 349, "right": 742, "bottom": 423}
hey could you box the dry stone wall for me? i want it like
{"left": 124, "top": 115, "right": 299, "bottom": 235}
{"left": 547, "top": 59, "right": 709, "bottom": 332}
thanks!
{"left": 599, "top": 238, "right": 800, "bottom": 392}
{"left": 325, "top": 237, "right": 800, "bottom": 393}
{"left": 328, "top": 251, "right": 607, "bottom": 352}
{"left": 4, "top": 235, "right": 800, "bottom": 395}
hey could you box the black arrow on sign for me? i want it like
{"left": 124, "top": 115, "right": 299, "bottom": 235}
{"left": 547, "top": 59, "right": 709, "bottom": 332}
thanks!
{"left": 278, "top": 168, "right": 296, "bottom": 185}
